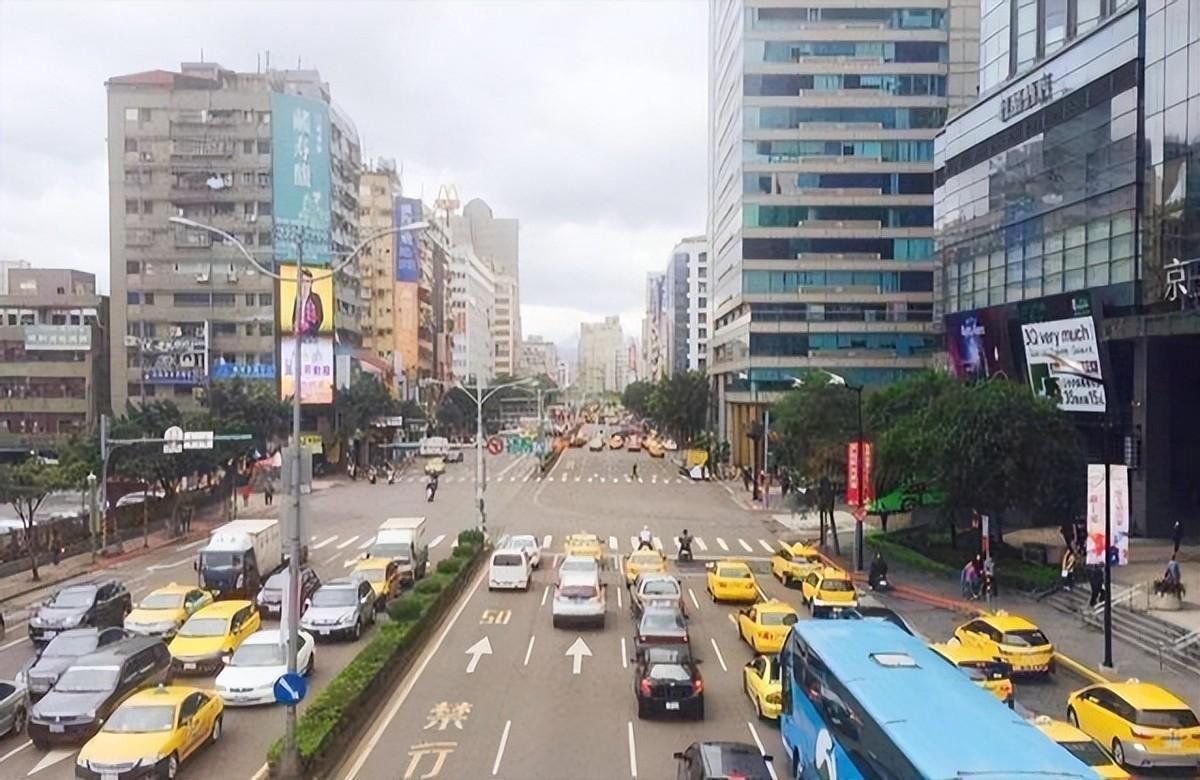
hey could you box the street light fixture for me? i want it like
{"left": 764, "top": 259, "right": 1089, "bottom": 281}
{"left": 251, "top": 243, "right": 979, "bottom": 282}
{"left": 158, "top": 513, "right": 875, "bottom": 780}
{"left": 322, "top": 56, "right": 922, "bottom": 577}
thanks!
{"left": 170, "top": 215, "right": 428, "bottom": 779}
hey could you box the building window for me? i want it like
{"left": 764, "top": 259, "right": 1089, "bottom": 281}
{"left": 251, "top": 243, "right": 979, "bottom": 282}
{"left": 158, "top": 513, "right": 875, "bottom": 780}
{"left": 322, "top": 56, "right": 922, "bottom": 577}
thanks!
{"left": 144, "top": 292, "right": 154, "bottom": 305}
{"left": 212, "top": 293, "right": 236, "bottom": 307}
{"left": 141, "top": 200, "right": 154, "bottom": 215}
{"left": 124, "top": 108, "right": 139, "bottom": 121}
{"left": 241, "top": 172, "right": 255, "bottom": 186}
{"left": 124, "top": 138, "right": 137, "bottom": 153}
{"left": 259, "top": 322, "right": 273, "bottom": 336}
{"left": 174, "top": 292, "right": 209, "bottom": 306}
{"left": 258, "top": 201, "right": 272, "bottom": 215}
{"left": 245, "top": 294, "right": 256, "bottom": 306}
{"left": 699, "top": 297, "right": 707, "bottom": 308}
{"left": 259, "top": 293, "right": 273, "bottom": 306}
{"left": 126, "top": 260, "right": 140, "bottom": 274}
{"left": 127, "top": 292, "right": 141, "bottom": 304}
{"left": 125, "top": 199, "right": 139, "bottom": 214}
{"left": 699, "top": 313, "right": 707, "bottom": 324}
{"left": 258, "top": 231, "right": 271, "bottom": 246}
{"left": 257, "top": 140, "right": 271, "bottom": 154}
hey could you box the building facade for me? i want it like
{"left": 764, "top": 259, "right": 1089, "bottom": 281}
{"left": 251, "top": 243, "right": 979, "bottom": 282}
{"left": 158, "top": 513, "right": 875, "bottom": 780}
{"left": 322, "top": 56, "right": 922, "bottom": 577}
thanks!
{"left": 0, "top": 260, "right": 30, "bottom": 296}
{"left": 935, "top": 0, "right": 1200, "bottom": 538}
{"left": 641, "top": 271, "right": 668, "bottom": 381}
{"left": 519, "top": 335, "right": 560, "bottom": 380}
{"left": 665, "top": 236, "right": 711, "bottom": 374}
{"left": 576, "top": 316, "right": 627, "bottom": 396}
{"left": 448, "top": 244, "right": 496, "bottom": 386}
{"left": 708, "top": 0, "right": 980, "bottom": 466}
{"left": 453, "top": 199, "right": 521, "bottom": 378}
{"left": 0, "top": 269, "right": 109, "bottom": 443}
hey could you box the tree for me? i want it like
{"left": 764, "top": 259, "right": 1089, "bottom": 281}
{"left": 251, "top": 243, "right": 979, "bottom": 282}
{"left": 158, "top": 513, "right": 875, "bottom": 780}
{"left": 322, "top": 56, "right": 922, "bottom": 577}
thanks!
{"left": 866, "top": 371, "right": 959, "bottom": 498}
{"left": 646, "top": 372, "right": 710, "bottom": 445}
{"left": 334, "top": 374, "right": 399, "bottom": 446}
{"left": 0, "top": 459, "right": 83, "bottom": 581}
{"left": 770, "top": 371, "right": 858, "bottom": 481}
{"left": 622, "top": 381, "right": 654, "bottom": 418}
{"left": 436, "top": 389, "right": 474, "bottom": 438}
{"left": 208, "top": 379, "right": 290, "bottom": 450}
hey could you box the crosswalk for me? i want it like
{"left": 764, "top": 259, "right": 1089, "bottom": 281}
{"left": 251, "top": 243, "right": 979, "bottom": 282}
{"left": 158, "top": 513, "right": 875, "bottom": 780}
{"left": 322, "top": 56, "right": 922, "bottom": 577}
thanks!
{"left": 546, "top": 533, "right": 780, "bottom": 557}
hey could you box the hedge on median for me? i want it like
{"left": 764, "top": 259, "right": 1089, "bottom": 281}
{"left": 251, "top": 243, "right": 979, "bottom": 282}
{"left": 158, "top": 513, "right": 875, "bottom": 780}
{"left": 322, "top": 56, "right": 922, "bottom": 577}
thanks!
{"left": 267, "top": 528, "right": 487, "bottom": 776}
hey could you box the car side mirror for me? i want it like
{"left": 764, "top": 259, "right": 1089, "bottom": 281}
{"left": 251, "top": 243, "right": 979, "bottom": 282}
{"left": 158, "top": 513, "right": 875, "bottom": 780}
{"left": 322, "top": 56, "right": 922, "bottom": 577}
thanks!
{"left": 304, "top": 598, "right": 312, "bottom": 609}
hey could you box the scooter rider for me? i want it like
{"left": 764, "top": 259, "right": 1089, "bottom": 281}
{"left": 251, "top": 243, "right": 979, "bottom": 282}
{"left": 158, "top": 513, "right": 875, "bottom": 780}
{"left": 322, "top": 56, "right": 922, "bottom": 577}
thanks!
{"left": 678, "top": 528, "right": 694, "bottom": 561}
{"left": 425, "top": 473, "right": 439, "bottom": 501}
{"left": 637, "top": 525, "right": 653, "bottom": 551}
{"left": 869, "top": 552, "right": 889, "bottom": 590}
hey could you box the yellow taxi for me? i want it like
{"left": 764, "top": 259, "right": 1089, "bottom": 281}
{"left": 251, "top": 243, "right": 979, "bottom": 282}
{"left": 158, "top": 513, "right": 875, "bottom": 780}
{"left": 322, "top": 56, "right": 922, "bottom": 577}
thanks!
{"left": 623, "top": 549, "right": 667, "bottom": 585}
{"left": 564, "top": 532, "right": 604, "bottom": 561}
{"left": 953, "top": 612, "right": 1054, "bottom": 676}
{"left": 929, "top": 641, "right": 1014, "bottom": 706}
{"left": 742, "top": 654, "right": 782, "bottom": 721}
{"left": 75, "top": 685, "right": 224, "bottom": 780}
{"left": 771, "top": 542, "right": 823, "bottom": 588}
{"left": 736, "top": 600, "right": 799, "bottom": 654}
{"left": 1032, "top": 715, "right": 1131, "bottom": 778}
{"left": 423, "top": 457, "right": 446, "bottom": 476}
{"left": 800, "top": 567, "right": 858, "bottom": 610}
{"left": 1067, "top": 679, "right": 1200, "bottom": 771}
{"left": 168, "top": 600, "right": 261, "bottom": 675}
{"left": 351, "top": 557, "right": 402, "bottom": 608}
{"left": 124, "top": 583, "right": 213, "bottom": 640}
{"left": 705, "top": 559, "right": 759, "bottom": 603}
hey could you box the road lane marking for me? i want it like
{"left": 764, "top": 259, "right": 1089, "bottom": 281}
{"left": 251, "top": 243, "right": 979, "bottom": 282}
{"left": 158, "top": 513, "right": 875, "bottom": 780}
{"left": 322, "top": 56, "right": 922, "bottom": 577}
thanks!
{"left": 343, "top": 559, "right": 361, "bottom": 569}
{"left": 587, "top": 477, "right": 593, "bottom": 483}
{"left": 621, "top": 637, "right": 628, "bottom": 669}
{"left": 523, "top": 635, "right": 536, "bottom": 666}
{"left": 652, "top": 537, "right": 663, "bottom": 551}
{"left": 541, "top": 585, "right": 551, "bottom": 607}
{"left": 28, "top": 748, "right": 73, "bottom": 776}
{"left": 146, "top": 556, "right": 193, "bottom": 572}
{"left": 716, "top": 537, "right": 729, "bottom": 551}
{"left": 651, "top": 474, "right": 657, "bottom": 483}
{"left": 336, "top": 535, "right": 361, "bottom": 550}
{"left": 176, "top": 539, "right": 207, "bottom": 552}
{"left": 747, "top": 722, "right": 779, "bottom": 780}
{"left": 0, "top": 740, "right": 30, "bottom": 764}
{"left": 575, "top": 476, "right": 581, "bottom": 482}
{"left": 338, "top": 565, "right": 486, "bottom": 778}
{"left": 565, "top": 636, "right": 592, "bottom": 674}
{"left": 494, "top": 454, "right": 529, "bottom": 479}
{"left": 757, "top": 584, "right": 768, "bottom": 601}
{"left": 627, "top": 721, "right": 638, "bottom": 778}
{"left": 616, "top": 586, "right": 623, "bottom": 610}
{"left": 0, "top": 637, "right": 28, "bottom": 652}
{"left": 694, "top": 537, "right": 707, "bottom": 552}
{"left": 739, "top": 539, "right": 753, "bottom": 553}
{"left": 358, "top": 537, "right": 375, "bottom": 550}
{"left": 759, "top": 539, "right": 776, "bottom": 553}
{"left": 629, "top": 536, "right": 638, "bottom": 551}
{"left": 542, "top": 535, "right": 552, "bottom": 549}
{"left": 709, "top": 637, "right": 728, "bottom": 672}
{"left": 522, "top": 475, "right": 530, "bottom": 483}
{"left": 429, "top": 534, "right": 446, "bottom": 549}
{"left": 688, "top": 588, "right": 700, "bottom": 611}
{"left": 312, "top": 535, "right": 338, "bottom": 550}
{"left": 608, "top": 535, "right": 618, "bottom": 550}
{"left": 465, "top": 637, "right": 492, "bottom": 673}
{"left": 321, "top": 551, "right": 343, "bottom": 566}
{"left": 552, "top": 554, "right": 560, "bottom": 568}
{"left": 599, "top": 477, "right": 606, "bottom": 483}
{"left": 492, "top": 720, "right": 511, "bottom": 776}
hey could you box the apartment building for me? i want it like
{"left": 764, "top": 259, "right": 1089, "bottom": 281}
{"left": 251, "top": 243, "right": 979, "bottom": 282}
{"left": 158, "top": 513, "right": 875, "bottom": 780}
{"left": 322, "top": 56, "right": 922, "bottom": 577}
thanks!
{"left": 576, "top": 316, "right": 627, "bottom": 396}
{"left": 641, "top": 272, "right": 668, "bottom": 381}
{"left": 519, "top": 335, "right": 560, "bottom": 380}
{"left": 448, "top": 244, "right": 496, "bottom": 386}
{"left": 665, "top": 236, "right": 711, "bottom": 374}
{"left": 0, "top": 269, "right": 109, "bottom": 443}
{"left": 453, "top": 199, "right": 521, "bottom": 377}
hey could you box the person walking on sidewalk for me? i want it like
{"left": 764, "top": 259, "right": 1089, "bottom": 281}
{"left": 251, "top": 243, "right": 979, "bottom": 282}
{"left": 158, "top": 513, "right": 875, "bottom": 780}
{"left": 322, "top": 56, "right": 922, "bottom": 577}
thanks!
{"left": 1060, "top": 545, "right": 1078, "bottom": 591}
{"left": 1164, "top": 553, "right": 1182, "bottom": 586}
{"left": 264, "top": 480, "right": 274, "bottom": 506}
{"left": 961, "top": 559, "right": 980, "bottom": 599}
{"left": 1087, "top": 564, "right": 1106, "bottom": 607}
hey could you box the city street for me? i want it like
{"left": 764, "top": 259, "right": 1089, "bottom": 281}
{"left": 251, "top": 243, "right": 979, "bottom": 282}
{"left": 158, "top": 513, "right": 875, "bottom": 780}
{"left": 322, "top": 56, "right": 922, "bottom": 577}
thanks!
{"left": 0, "top": 452, "right": 538, "bottom": 779}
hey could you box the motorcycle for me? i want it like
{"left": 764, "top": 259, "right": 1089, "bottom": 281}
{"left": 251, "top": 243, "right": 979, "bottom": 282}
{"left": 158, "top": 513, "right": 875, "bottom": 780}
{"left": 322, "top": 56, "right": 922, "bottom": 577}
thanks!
{"left": 869, "top": 574, "right": 892, "bottom": 593}
{"left": 677, "top": 538, "right": 694, "bottom": 563}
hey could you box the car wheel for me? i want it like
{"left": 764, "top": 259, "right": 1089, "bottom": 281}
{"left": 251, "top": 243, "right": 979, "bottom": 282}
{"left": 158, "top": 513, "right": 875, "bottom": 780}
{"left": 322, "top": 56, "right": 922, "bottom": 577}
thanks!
{"left": 209, "top": 715, "right": 222, "bottom": 744}
{"left": 31, "top": 734, "right": 48, "bottom": 750}
{"left": 552, "top": 616, "right": 561, "bottom": 629}
{"left": 11, "top": 707, "right": 26, "bottom": 735}
{"left": 352, "top": 620, "right": 362, "bottom": 641}
{"left": 792, "top": 750, "right": 802, "bottom": 780}
{"left": 901, "top": 498, "right": 916, "bottom": 512}
{"left": 1111, "top": 739, "right": 1126, "bottom": 768}
{"left": 782, "top": 573, "right": 792, "bottom": 588}
{"left": 708, "top": 587, "right": 716, "bottom": 603}
{"left": 162, "top": 753, "right": 179, "bottom": 779}
{"left": 1066, "top": 707, "right": 1078, "bottom": 727}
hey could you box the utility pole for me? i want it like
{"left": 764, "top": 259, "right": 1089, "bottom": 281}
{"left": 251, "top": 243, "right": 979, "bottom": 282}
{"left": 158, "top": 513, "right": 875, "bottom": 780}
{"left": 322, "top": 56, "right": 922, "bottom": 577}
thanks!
{"left": 282, "top": 240, "right": 304, "bottom": 780}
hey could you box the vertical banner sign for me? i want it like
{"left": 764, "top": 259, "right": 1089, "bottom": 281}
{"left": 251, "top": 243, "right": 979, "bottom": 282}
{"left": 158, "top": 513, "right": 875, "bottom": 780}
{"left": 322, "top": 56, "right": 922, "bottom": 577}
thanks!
{"left": 394, "top": 197, "right": 421, "bottom": 282}
{"left": 846, "top": 441, "right": 860, "bottom": 505}
{"left": 861, "top": 441, "right": 874, "bottom": 503}
{"left": 1085, "top": 464, "right": 1130, "bottom": 565}
{"left": 1020, "top": 316, "right": 1106, "bottom": 412}
{"left": 280, "top": 337, "right": 334, "bottom": 404}
{"left": 271, "top": 92, "right": 332, "bottom": 265}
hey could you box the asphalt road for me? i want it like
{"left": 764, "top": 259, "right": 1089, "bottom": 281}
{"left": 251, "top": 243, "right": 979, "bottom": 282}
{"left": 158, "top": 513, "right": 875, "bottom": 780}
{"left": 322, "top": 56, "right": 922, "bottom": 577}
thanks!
{"left": 0, "top": 451, "right": 539, "bottom": 780}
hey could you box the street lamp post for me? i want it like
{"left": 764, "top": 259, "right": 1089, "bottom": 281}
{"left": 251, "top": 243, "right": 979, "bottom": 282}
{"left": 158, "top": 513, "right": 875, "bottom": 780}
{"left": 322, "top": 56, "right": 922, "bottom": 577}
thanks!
{"left": 170, "top": 216, "right": 428, "bottom": 778}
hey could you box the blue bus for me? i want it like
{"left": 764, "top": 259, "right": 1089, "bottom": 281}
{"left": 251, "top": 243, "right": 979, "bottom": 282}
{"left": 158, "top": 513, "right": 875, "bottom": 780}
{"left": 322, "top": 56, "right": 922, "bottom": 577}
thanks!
{"left": 779, "top": 620, "right": 1098, "bottom": 779}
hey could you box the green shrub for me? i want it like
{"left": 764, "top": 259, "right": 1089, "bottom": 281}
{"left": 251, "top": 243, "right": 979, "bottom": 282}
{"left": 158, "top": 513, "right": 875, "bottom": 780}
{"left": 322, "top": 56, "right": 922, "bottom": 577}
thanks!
{"left": 457, "top": 529, "right": 484, "bottom": 547}
{"left": 387, "top": 593, "right": 431, "bottom": 622}
{"left": 452, "top": 543, "right": 476, "bottom": 559}
{"left": 436, "top": 557, "right": 463, "bottom": 575}
{"left": 414, "top": 573, "right": 450, "bottom": 595}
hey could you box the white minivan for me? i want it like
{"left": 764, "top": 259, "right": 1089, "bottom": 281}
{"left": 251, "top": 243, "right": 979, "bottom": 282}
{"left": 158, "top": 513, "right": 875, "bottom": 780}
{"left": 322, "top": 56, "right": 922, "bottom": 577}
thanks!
{"left": 488, "top": 549, "right": 532, "bottom": 591}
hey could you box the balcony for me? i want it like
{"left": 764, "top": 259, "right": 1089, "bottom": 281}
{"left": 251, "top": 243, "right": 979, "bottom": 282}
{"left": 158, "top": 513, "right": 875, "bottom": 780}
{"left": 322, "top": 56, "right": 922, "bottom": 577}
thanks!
{"left": 170, "top": 137, "right": 236, "bottom": 158}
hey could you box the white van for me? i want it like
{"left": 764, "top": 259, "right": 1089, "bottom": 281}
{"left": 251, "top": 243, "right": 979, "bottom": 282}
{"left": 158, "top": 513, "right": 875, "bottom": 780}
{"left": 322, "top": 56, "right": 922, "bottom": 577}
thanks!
{"left": 419, "top": 437, "right": 450, "bottom": 457}
{"left": 488, "top": 549, "right": 532, "bottom": 591}
{"left": 552, "top": 569, "right": 606, "bottom": 629}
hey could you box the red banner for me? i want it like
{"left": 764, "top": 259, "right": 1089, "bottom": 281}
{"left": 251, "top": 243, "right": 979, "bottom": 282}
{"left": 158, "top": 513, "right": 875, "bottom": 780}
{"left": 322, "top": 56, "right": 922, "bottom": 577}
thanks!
{"left": 845, "top": 440, "right": 874, "bottom": 506}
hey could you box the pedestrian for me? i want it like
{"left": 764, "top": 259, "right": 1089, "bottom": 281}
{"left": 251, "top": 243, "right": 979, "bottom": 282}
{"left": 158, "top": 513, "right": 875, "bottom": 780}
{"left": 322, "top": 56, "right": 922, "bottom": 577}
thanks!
{"left": 638, "top": 525, "right": 653, "bottom": 551}
{"left": 49, "top": 528, "right": 61, "bottom": 566}
{"left": 264, "top": 480, "right": 274, "bottom": 506}
{"left": 961, "top": 559, "right": 980, "bottom": 600}
{"left": 240, "top": 478, "right": 251, "bottom": 508}
{"left": 1173, "top": 519, "right": 1184, "bottom": 554}
{"left": 1088, "top": 564, "right": 1105, "bottom": 607}
{"left": 1060, "top": 520, "right": 1074, "bottom": 550}
{"left": 1060, "top": 546, "right": 1077, "bottom": 591}
{"left": 632, "top": 463, "right": 638, "bottom": 480}
{"left": 1164, "top": 553, "right": 1182, "bottom": 586}
{"left": 741, "top": 467, "right": 752, "bottom": 492}
{"left": 780, "top": 471, "right": 790, "bottom": 497}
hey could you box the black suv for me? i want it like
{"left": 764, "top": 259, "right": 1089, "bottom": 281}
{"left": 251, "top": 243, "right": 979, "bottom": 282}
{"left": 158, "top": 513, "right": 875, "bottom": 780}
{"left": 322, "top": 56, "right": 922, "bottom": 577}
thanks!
{"left": 634, "top": 644, "right": 704, "bottom": 720}
{"left": 257, "top": 566, "right": 322, "bottom": 619}
{"left": 673, "top": 742, "right": 774, "bottom": 780}
{"left": 29, "top": 635, "right": 171, "bottom": 747}
{"left": 28, "top": 580, "right": 131, "bottom": 645}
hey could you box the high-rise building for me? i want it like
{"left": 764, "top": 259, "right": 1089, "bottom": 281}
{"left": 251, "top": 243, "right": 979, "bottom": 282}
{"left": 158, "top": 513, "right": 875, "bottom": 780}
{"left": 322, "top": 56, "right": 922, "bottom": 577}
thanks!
{"left": 0, "top": 268, "right": 109, "bottom": 443}
{"left": 358, "top": 162, "right": 405, "bottom": 392}
{"left": 576, "top": 316, "right": 626, "bottom": 396}
{"left": 708, "top": 0, "right": 980, "bottom": 466}
{"left": 935, "top": 0, "right": 1197, "bottom": 538}
{"left": 448, "top": 244, "right": 496, "bottom": 386}
{"left": 665, "top": 236, "right": 710, "bottom": 374}
{"left": 454, "top": 199, "right": 521, "bottom": 377}
{"left": 106, "top": 61, "right": 362, "bottom": 412}
{"left": 556, "top": 360, "right": 571, "bottom": 389}
{"left": 0, "top": 260, "right": 31, "bottom": 296}
{"left": 641, "top": 272, "right": 668, "bottom": 381}
{"left": 519, "top": 335, "right": 560, "bottom": 380}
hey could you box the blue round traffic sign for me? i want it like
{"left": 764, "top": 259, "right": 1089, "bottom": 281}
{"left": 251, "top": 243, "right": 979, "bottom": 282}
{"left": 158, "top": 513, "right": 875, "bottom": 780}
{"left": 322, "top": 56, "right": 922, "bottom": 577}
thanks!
{"left": 274, "top": 672, "right": 308, "bottom": 704}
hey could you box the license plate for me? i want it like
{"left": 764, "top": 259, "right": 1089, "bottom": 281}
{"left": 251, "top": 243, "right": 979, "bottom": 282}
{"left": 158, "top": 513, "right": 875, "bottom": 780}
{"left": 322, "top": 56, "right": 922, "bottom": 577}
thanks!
{"left": 665, "top": 702, "right": 680, "bottom": 711}
{"left": 1168, "top": 737, "right": 1181, "bottom": 747}
{"left": 184, "top": 662, "right": 197, "bottom": 671}
{"left": 102, "top": 773, "right": 118, "bottom": 780}
{"left": 49, "top": 724, "right": 64, "bottom": 733}
{"left": 320, "top": 629, "right": 330, "bottom": 636}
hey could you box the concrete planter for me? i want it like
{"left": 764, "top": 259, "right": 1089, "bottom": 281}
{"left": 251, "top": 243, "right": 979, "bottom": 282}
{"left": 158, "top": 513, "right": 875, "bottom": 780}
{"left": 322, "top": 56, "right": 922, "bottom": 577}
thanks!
{"left": 1149, "top": 590, "right": 1184, "bottom": 611}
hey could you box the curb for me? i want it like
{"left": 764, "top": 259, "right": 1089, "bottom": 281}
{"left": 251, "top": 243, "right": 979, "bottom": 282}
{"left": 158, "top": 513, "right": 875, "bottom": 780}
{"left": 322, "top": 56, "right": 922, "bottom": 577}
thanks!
{"left": 1053, "top": 651, "right": 1113, "bottom": 685}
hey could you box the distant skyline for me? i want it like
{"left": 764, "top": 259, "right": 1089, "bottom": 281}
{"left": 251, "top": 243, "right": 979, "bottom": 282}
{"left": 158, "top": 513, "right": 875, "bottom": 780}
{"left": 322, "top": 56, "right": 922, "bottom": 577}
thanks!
{"left": 0, "top": 0, "right": 707, "bottom": 352}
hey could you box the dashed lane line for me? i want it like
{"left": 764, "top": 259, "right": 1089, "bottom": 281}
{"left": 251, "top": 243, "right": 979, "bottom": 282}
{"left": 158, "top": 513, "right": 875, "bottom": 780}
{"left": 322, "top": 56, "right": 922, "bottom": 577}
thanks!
{"left": 335, "top": 535, "right": 361, "bottom": 550}
{"left": 429, "top": 534, "right": 446, "bottom": 549}
{"left": 358, "top": 537, "right": 374, "bottom": 550}
{"left": 627, "top": 721, "right": 638, "bottom": 779}
{"left": 739, "top": 539, "right": 754, "bottom": 553}
{"left": 759, "top": 539, "right": 776, "bottom": 553}
{"left": 616, "top": 586, "right": 623, "bottom": 610}
{"left": 523, "top": 635, "right": 536, "bottom": 666}
{"left": 709, "top": 637, "right": 729, "bottom": 672}
{"left": 747, "top": 722, "right": 779, "bottom": 780}
{"left": 492, "top": 720, "right": 512, "bottom": 776}
{"left": 0, "top": 637, "right": 28, "bottom": 652}
{"left": 541, "top": 585, "right": 551, "bottom": 608}
{"left": 716, "top": 538, "right": 729, "bottom": 552}
{"left": 694, "top": 537, "right": 708, "bottom": 552}
{"left": 688, "top": 588, "right": 700, "bottom": 611}
{"left": 312, "top": 536, "right": 338, "bottom": 550}
{"left": 542, "top": 535, "right": 552, "bottom": 550}
{"left": 0, "top": 740, "right": 31, "bottom": 765}
{"left": 608, "top": 536, "right": 618, "bottom": 550}
{"left": 621, "top": 637, "right": 628, "bottom": 670}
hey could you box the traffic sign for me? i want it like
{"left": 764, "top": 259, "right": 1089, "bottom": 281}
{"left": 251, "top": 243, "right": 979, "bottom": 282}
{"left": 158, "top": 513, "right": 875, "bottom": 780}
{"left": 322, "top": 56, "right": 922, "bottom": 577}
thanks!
{"left": 274, "top": 672, "right": 307, "bottom": 704}
{"left": 853, "top": 505, "right": 867, "bottom": 523}
{"left": 487, "top": 436, "right": 503, "bottom": 455}
{"left": 183, "top": 430, "right": 214, "bottom": 450}
{"left": 162, "top": 426, "right": 184, "bottom": 454}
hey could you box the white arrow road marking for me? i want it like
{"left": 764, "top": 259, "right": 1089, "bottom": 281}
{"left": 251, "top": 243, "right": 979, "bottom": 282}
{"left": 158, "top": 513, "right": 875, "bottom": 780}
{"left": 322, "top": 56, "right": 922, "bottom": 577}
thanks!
{"left": 492, "top": 719, "right": 511, "bottom": 776}
{"left": 694, "top": 537, "right": 707, "bottom": 552}
{"left": 688, "top": 588, "right": 700, "bottom": 611}
{"left": 565, "top": 636, "right": 592, "bottom": 674}
{"left": 710, "top": 638, "right": 729, "bottom": 672}
{"left": 621, "top": 637, "right": 628, "bottom": 669}
{"left": 146, "top": 557, "right": 192, "bottom": 572}
{"left": 465, "top": 636, "right": 492, "bottom": 673}
{"left": 523, "top": 635, "right": 536, "bottom": 666}
{"left": 27, "top": 749, "right": 73, "bottom": 776}
{"left": 747, "top": 722, "right": 779, "bottom": 780}
{"left": 312, "top": 536, "right": 338, "bottom": 550}
{"left": 739, "top": 539, "right": 753, "bottom": 553}
{"left": 429, "top": 534, "right": 446, "bottom": 549}
{"left": 608, "top": 536, "right": 618, "bottom": 550}
{"left": 716, "top": 537, "right": 729, "bottom": 551}
{"left": 358, "top": 537, "right": 375, "bottom": 550}
{"left": 627, "top": 721, "right": 638, "bottom": 778}
{"left": 336, "top": 535, "right": 360, "bottom": 550}
{"left": 542, "top": 535, "right": 552, "bottom": 550}
{"left": 759, "top": 539, "right": 776, "bottom": 553}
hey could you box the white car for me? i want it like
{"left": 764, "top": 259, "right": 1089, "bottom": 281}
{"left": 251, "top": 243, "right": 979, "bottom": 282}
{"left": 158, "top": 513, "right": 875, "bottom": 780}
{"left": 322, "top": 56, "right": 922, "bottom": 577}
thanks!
{"left": 214, "top": 628, "right": 315, "bottom": 706}
{"left": 488, "top": 549, "right": 532, "bottom": 591}
{"left": 505, "top": 534, "right": 542, "bottom": 568}
{"left": 552, "top": 570, "right": 606, "bottom": 629}
{"left": 557, "top": 555, "right": 599, "bottom": 582}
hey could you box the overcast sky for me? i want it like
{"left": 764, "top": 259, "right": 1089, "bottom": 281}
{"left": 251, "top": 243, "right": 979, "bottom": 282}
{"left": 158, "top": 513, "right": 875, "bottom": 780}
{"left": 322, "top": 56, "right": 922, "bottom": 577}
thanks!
{"left": 0, "top": 0, "right": 707, "bottom": 353}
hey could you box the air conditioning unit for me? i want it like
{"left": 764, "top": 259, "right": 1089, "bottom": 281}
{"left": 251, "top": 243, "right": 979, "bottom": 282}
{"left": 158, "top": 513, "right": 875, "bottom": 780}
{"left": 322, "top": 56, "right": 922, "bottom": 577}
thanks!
{"left": 196, "top": 272, "right": 209, "bottom": 283}
{"left": 123, "top": 335, "right": 139, "bottom": 348}
{"left": 248, "top": 214, "right": 258, "bottom": 223}
{"left": 226, "top": 271, "right": 238, "bottom": 283}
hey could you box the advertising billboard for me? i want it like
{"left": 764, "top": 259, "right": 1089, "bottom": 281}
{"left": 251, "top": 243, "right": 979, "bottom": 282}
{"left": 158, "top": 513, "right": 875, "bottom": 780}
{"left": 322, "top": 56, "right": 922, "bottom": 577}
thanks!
{"left": 394, "top": 197, "right": 421, "bottom": 282}
{"left": 1019, "top": 315, "right": 1106, "bottom": 412}
{"left": 944, "top": 308, "right": 1017, "bottom": 380}
{"left": 280, "top": 336, "right": 334, "bottom": 404}
{"left": 278, "top": 263, "right": 334, "bottom": 334}
{"left": 137, "top": 324, "right": 208, "bottom": 385}
{"left": 1086, "top": 464, "right": 1129, "bottom": 565}
{"left": 845, "top": 440, "right": 874, "bottom": 506}
{"left": 271, "top": 92, "right": 331, "bottom": 265}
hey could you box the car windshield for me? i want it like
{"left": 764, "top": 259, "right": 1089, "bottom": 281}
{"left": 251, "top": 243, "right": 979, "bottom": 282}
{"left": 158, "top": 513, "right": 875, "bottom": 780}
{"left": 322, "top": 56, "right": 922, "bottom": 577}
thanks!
{"left": 1137, "top": 709, "right": 1200, "bottom": 729}
{"left": 178, "top": 617, "right": 229, "bottom": 637}
{"left": 55, "top": 666, "right": 118, "bottom": 693}
{"left": 764, "top": 657, "right": 781, "bottom": 681}
{"left": 139, "top": 592, "right": 184, "bottom": 610}
{"left": 647, "top": 664, "right": 690, "bottom": 681}
{"left": 104, "top": 704, "right": 175, "bottom": 733}
{"left": 42, "top": 633, "right": 98, "bottom": 657}
{"left": 717, "top": 567, "right": 751, "bottom": 579}
{"left": 572, "top": 536, "right": 598, "bottom": 547}
{"left": 1059, "top": 739, "right": 1114, "bottom": 767}
{"left": 1002, "top": 629, "right": 1048, "bottom": 646}
{"left": 232, "top": 642, "right": 286, "bottom": 667}
{"left": 641, "top": 610, "right": 684, "bottom": 632}
{"left": 202, "top": 551, "right": 243, "bottom": 569}
{"left": 263, "top": 572, "right": 290, "bottom": 591}
{"left": 644, "top": 646, "right": 691, "bottom": 665}
{"left": 761, "top": 611, "right": 798, "bottom": 626}
{"left": 49, "top": 589, "right": 95, "bottom": 609}
{"left": 822, "top": 578, "right": 853, "bottom": 592}
{"left": 311, "top": 588, "right": 357, "bottom": 608}
{"left": 642, "top": 581, "right": 679, "bottom": 596}
{"left": 371, "top": 543, "right": 410, "bottom": 562}
{"left": 493, "top": 554, "right": 524, "bottom": 567}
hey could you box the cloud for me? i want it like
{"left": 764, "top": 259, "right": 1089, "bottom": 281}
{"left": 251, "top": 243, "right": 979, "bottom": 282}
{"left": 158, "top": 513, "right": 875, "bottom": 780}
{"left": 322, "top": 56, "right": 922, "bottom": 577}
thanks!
{"left": 0, "top": 0, "right": 707, "bottom": 335}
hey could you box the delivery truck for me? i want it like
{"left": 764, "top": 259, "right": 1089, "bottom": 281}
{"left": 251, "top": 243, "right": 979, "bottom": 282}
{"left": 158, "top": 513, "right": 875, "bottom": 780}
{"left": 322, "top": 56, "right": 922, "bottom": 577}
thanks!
{"left": 196, "top": 519, "right": 285, "bottom": 599}
{"left": 366, "top": 517, "right": 428, "bottom": 584}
